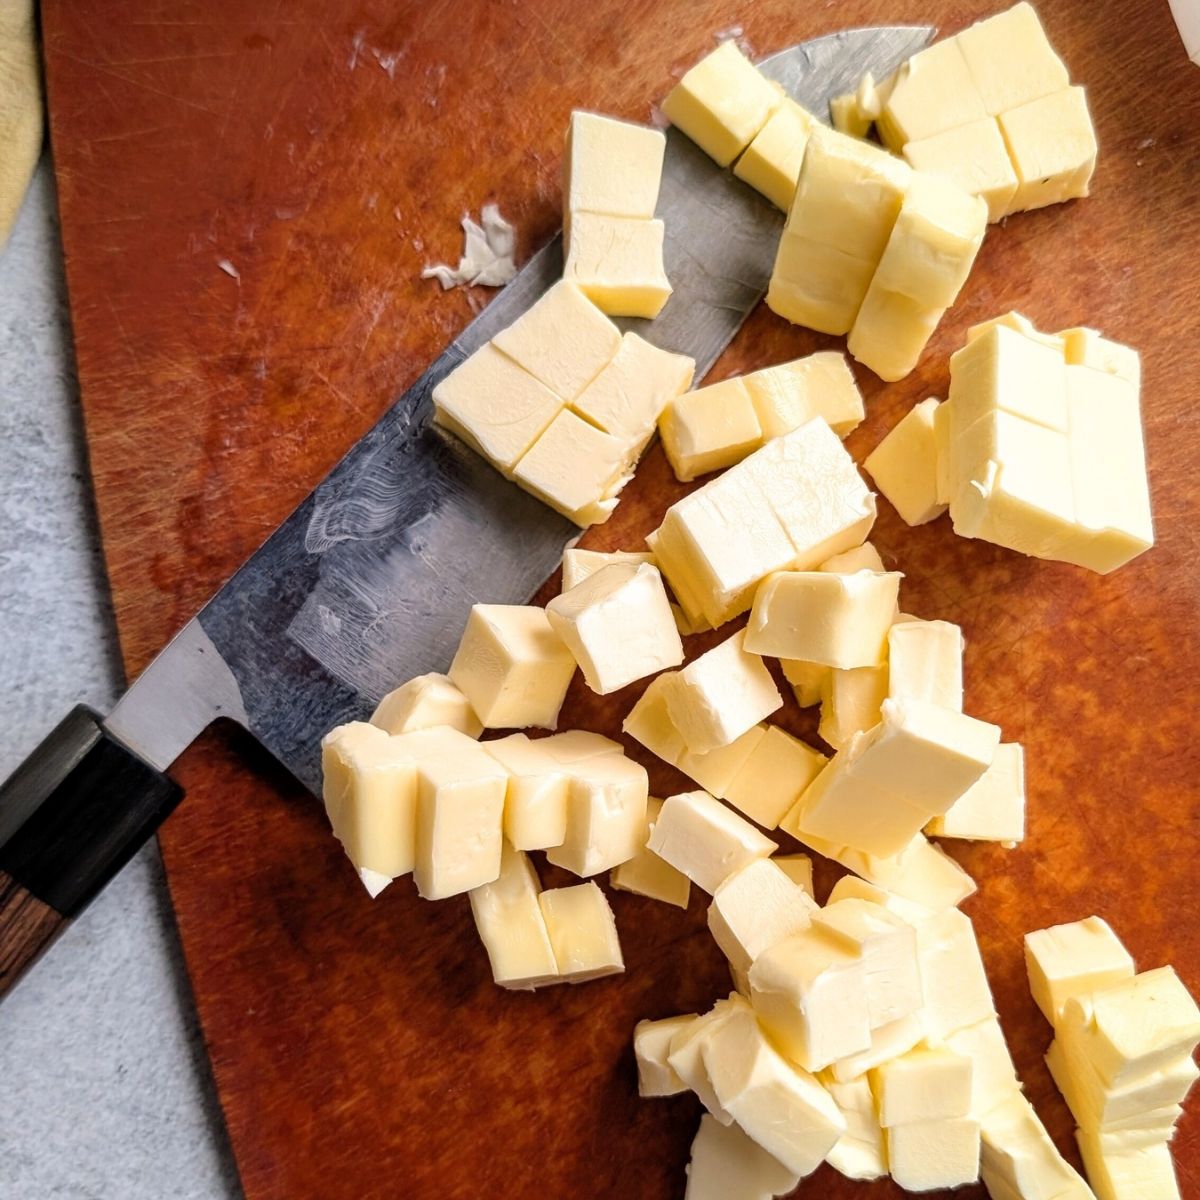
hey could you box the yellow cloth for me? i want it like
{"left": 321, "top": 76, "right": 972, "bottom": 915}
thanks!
{"left": 0, "top": 0, "right": 42, "bottom": 248}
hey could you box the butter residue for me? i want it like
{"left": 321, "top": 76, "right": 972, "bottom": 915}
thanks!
{"left": 422, "top": 203, "right": 517, "bottom": 289}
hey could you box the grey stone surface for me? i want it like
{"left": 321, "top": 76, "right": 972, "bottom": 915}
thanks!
{"left": 0, "top": 161, "right": 241, "bottom": 1199}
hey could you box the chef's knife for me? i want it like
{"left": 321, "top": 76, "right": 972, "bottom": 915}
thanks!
{"left": 0, "top": 25, "right": 932, "bottom": 999}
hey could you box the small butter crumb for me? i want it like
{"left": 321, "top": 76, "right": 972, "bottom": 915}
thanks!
{"left": 422, "top": 204, "right": 517, "bottom": 290}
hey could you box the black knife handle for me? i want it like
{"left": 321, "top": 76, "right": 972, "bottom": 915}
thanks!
{"left": 0, "top": 706, "right": 183, "bottom": 999}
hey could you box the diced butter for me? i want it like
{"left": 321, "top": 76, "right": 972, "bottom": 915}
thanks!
{"left": 823, "top": 1074, "right": 888, "bottom": 1180}
{"left": 829, "top": 834, "right": 977, "bottom": 912}
{"left": 876, "top": 37, "right": 987, "bottom": 151}
{"left": 767, "top": 235, "right": 878, "bottom": 335}
{"left": 998, "top": 86, "right": 1097, "bottom": 214}
{"left": 563, "top": 110, "right": 666, "bottom": 220}
{"left": 872, "top": 1045, "right": 973, "bottom": 1126}
{"left": 668, "top": 994, "right": 752, "bottom": 1120}
{"left": 570, "top": 331, "right": 694, "bottom": 447}
{"left": 829, "top": 1011, "right": 927, "bottom": 1083}
{"left": 468, "top": 841, "right": 559, "bottom": 990}
{"left": 564, "top": 212, "right": 672, "bottom": 318}
{"left": 662, "top": 40, "right": 783, "bottom": 167}
{"left": 658, "top": 376, "right": 764, "bottom": 482}
{"left": 684, "top": 1113, "right": 801, "bottom": 1200}
{"left": 538, "top": 881, "right": 623, "bottom": 982}
{"left": 746, "top": 569, "right": 901, "bottom": 667}
{"left": 903, "top": 117, "right": 1019, "bottom": 223}
{"left": 634, "top": 1012, "right": 696, "bottom": 1096}
{"left": 887, "top": 1116, "right": 982, "bottom": 1190}
{"left": 611, "top": 796, "right": 692, "bottom": 909}
{"left": 449, "top": 603, "right": 576, "bottom": 729}
{"left": 733, "top": 98, "right": 814, "bottom": 211}
{"left": 956, "top": 2, "right": 1070, "bottom": 117}
{"left": 945, "top": 1017, "right": 1023, "bottom": 1120}
{"left": 660, "top": 629, "right": 782, "bottom": 754}
{"left": 485, "top": 732, "right": 570, "bottom": 851}
{"left": 782, "top": 658, "right": 831, "bottom": 708}
{"left": 545, "top": 752, "right": 648, "bottom": 877}
{"left": 819, "top": 664, "right": 889, "bottom": 751}
{"left": 1077, "top": 1135, "right": 1181, "bottom": 1200}
{"left": 561, "top": 547, "right": 655, "bottom": 591}
{"left": 432, "top": 343, "right": 562, "bottom": 472}
{"left": 864, "top": 398, "right": 948, "bottom": 526}
{"left": 722, "top": 725, "right": 827, "bottom": 829}
{"left": 980, "top": 1092, "right": 1094, "bottom": 1200}
{"left": 648, "top": 789, "right": 777, "bottom": 894}
{"left": 887, "top": 616, "right": 964, "bottom": 710}
{"left": 847, "top": 288, "right": 945, "bottom": 383}
{"left": 370, "top": 673, "right": 481, "bottom": 738}
{"left": 773, "top": 853, "right": 814, "bottom": 897}
{"left": 928, "top": 742, "right": 1026, "bottom": 844}
{"left": 707, "top": 858, "right": 818, "bottom": 974}
{"left": 744, "top": 351, "right": 865, "bottom": 440}
{"left": 916, "top": 907, "right": 997, "bottom": 1040}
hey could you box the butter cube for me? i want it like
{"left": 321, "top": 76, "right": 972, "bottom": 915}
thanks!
{"left": 819, "top": 665, "right": 889, "bottom": 750}
{"left": 432, "top": 343, "right": 562, "bottom": 472}
{"left": 660, "top": 629, "right": 782, "bottom": 754}
{"left": 824, "top": 1074, "right": 888, "bottom": 1180}
{"left": 956, "top": 2, "right": 1070, "bottom": 117}
{"left": 449, "top": 604, "right": 576, "bottom": 730}
{"left": 701, "top": 1004, "right": 848, "bottom": 1176}
{"left": 864, "top": 399, "right": 947, "bottom": 526}
{"left": 767, "top": 235, "right": 878, "bottom": 334}
{"left": 872, "top": 1045, "right": 973, "bottom": 1126}
{"left": 563, "top": 110, "right": 665, "bottom": 220}
{"left": 485, "top": 733, "right": 570, "bottom": 851}
{"left": 916, "top": 907, "right": 997, "bottom": 1040}
{"left": 733, "top": 98, "right": 814, "bottom": 211}
{"left": 564, "top": 212, "right": 672, "bottom": 318}
{"left": 887, "top": 1117, "right": 981, "bottom": 1190}
{"left": 847, "top": 288, "right": 944, "bottom": 383}
{"left": 538, "top": 882, "right": 623, "bottom": 982}
{"left": 830, "top": 1011, "right": 927, "bottom": 1083}
{"left": 782, "top": 658, "right": 831, "bottom": 708}
{"left": 773, "top": 854, "right": 814, "bottom": 897}
{"left": 413, "top": 729, "right": 508, "bottom": 900}
{"left": 658, "top": 376, "right": 764, "bottom": 482}
{"left": 887, "top": 616, "right": 964, "bottom": 711}
{"left": 981, "top": 1093, "right": 1094, "bottom": 1200}
{"left": 684, "top": 1113, "right": 801, "bottom": 1200}
{"left": 321, "top": 722, "right": 417, "bottom": 885}
{"left": 547, "top": 561, "right": 682, "bottom": 695}
{"left": 561, "top": 547, "right": 654, "bottom": 591}
{"left": 999, "top": 86, "right": 1097, "bottom": 213}
{"left": 611, "top": 796, "right": 692, "bottom": 909}
{"left": 876, "top": 37, "right": 987, "bottom": 150}
{"left": 647, "top": 789, "right": 777, "bottom": 894}
{"left": 545, "top": 752, "right": 648, "bottom": 877}
{"left": 512, "top": 408, "right": 636, "bottom": 527}
{"left": 950, "top": 322, "right": 1069, "bottom": 432}
{"left": 903, "top": 117, "right": 1019, "bottom": 223}
{"left": 370, "top": 672, "right": 482, "bottom": 738}
{"left": 928, "top": 742, "right": 1026, "bottom": 843}
{"left": 669, "top": 994, "right": 752, "bottom": 1120}
{"left": 743, "top": 350, "right": 865, "bottom": 440}
{"left": 570, "top": 331, "right": 694, "bottom": 447}
{"left": 662, "top": 40, "right": 783, "bottom": 167}
{"left": 634, "top": 1012, "right": 696, "bottom": 1096}
{"left": 945, "top": 1018, "right": 1023, "bottom": 1119}
{"left": 492, "top": 280, "right": 621, "bottom": 402}
{"left": 815, "top": 898, "right": 923, "bottom": 1028}
{"left": 825, "top": 835, "right": 977, "bottom": 913}
{"left": 707, "top": 858, "right": 818, "bottom": 974}
{"left": 468, "top": 842, "right": 559, "bottom": 990}
{"left": 749, "top": 926, "right": 872, "bottom": 1071}
{"left": 722, "top": 725, "right": 827, "bottom": 829}
{"left": 1077, "top": 1136, "right": 1181, "bottom": 1200}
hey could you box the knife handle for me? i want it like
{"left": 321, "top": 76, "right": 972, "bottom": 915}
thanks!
{"left": 0, "top": 706, "right": 183, "bottom": 1000}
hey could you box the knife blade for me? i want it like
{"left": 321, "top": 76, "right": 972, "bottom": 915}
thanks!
{"left": 0, "top": 25, "right": 932, "bottom": 995}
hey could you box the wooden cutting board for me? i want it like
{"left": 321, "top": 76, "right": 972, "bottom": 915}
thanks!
{"left": 41, "top": 0, "right": 1200, "bottom": 1196}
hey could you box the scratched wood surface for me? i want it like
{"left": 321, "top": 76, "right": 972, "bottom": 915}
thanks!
{"left": 40, "top": 0, "right": 1200, "bottom": 1196}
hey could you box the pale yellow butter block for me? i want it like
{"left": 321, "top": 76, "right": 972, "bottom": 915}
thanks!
{"left": 658, "top": 376, "right": 764, "bottom": 482}
{"left": 848, "top": 288, "right": 945, "bottom": 383}
{"left": 622, "top": 673, "right": 689, "bottom": 766}
{"left": 662, "top": 40, "right": 783, "bottom": 167}
{"left": 888, "top": 616, "right": 964, "bottom": 711}
{"left": 767, "top": 233, "right": 878, "bottom": 335}
{"left": 668, "top": 993, "right": 751, "bottom": 1120}
{"left": 413, "top": 729, "right": 509, "bottom": 900}
{"left": 561, "top": 547, "right": 655, "bottom": 591}
{"left": 546, "top": 753, "right": 648, "bottom": 877}
{"left": 677, "top": 724, "right": 775, "bottom": 812}
{"left": 818, "top": 665, "right": 888, "bottom": 751}
{"left": 773, "top": 853, "right": 814, "bottom": 897}
{"left": 701, "top": 1004, "right": 848, "bottom": 1176}
{"left": 744, "top": 350, "right": 865, "bottom": 440}
{"left": 823, "top": 1074, "right": 888, "bottom": 1180}
{"left": 876, "top": 36, "right": 987, "bottom": 151}
{"left": 484, "top": 733, "right": 569, "bottom": 851}
{"left": 957, "top": 2, "right": 1070, "bottom": 117}
{"left": 432, "top": 343, "right": 562, "bottom": 473}
{"left": 723, "top": 725, "right": 827, "bottom": 829}
{"left": 492, "top": 280, "right": 621, "bottom": 402}
{"left": 733, "top": 97, "right": 814, "bottom": 211}
{"left": 745, "top": 569, "right": 901, "bottom": 667}
{"left": 865, "top": 398, "right": 947, "bottom": 526}
{"left": 538, "top": 881, "right": 624, "bottom": 982}
{"left": 829, "top": 1012, "right": 927, "bottom": 1084}
{"left": 903, "top": 116, "right": 1019, "bottom": 223}
{"left": 980, "top": 1093, "right": 1094, "bottom": 1200}
{"left": 707, "top": 858, "right": 818, "bottom": 974}
{"left": 684, "top": 1113, "right": 801, "bottom": 1200}
{"left": 512, "top": 407, "right": 636, "bottom": 527}
{"left": 660, "top": 629, "right": 782, "bottom": 755}
{"left": 647, "top": 789, "right": 777, "bottom": 894}
{"left": 888, "top": 1117, "right": 981, "bottom": 1190}
{"left": 570, "top": 331, "right": 695, "bottom": 447}
{"left": 611, "top": 796, "right": 692, "bottom": 909}
{"left": 547, "top": 561, "right": 682, "bottom": 695}
{"left": 872, "top": 1044, "right": 973, "bottom": 1126}
{"left": 468, "top": 841, "right": 560, "bottom": 990}
{"left": 564, "top": 212, "right": 672, "bottom": 318}
{"left": 839, "top": 836, "right": 977, "bottom": 913}
{"left": 449, "top": 603, "right": 576, "bottom": 729}
{"left": 370, "top": 672, "right": 482, "bottom": 738}
{"left": 916, "top": 907, "right": 997, "bottom": 1040}
{"left": 782, "top": 658, "right": 830, "bottom": 708}
{"left": 945, "top": 1018, "right": 1023, "bottom": 1120}
{"left": 929, "top": 742, "right": 1026, "bottom": 843}
{"left": 1077, "top": 1135, "right": 1181, "bottom": 1200}
{"left": 634, "top": 1012, "right": 697, "bottom": 1096}
{"left": 999, "top": 86, "right": 1097, "bottom": 214}
{"left": 563, "top": 110, "right": 666, "bottom": 220}
{"left": 950, "top": 410, "right": 1075, "bottom": 512}
{"left": 321, "top": 722, "right": 417, "bottom": 885}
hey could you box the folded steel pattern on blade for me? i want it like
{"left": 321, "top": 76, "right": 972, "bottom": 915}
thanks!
{"left": 105, "top": 26, "right": 934, "bottom": 793}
